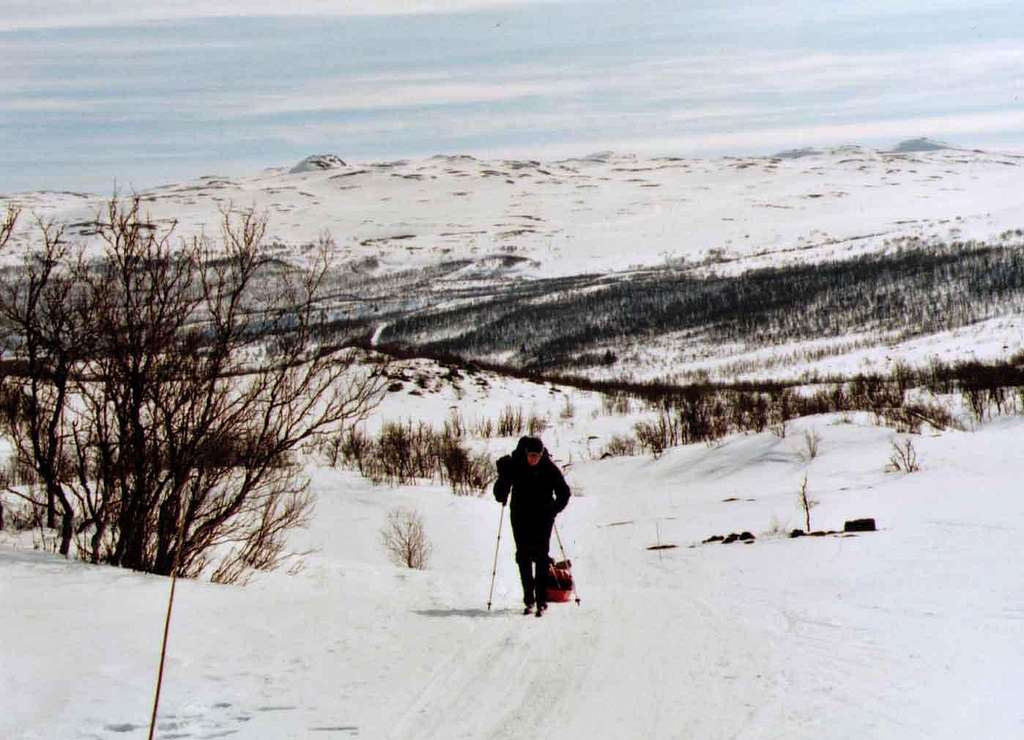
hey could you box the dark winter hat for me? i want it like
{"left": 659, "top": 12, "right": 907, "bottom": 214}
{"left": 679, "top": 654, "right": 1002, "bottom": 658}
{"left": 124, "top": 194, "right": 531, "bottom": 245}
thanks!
{"left": 518, "top": 436, "right": 544, "bottom": 454}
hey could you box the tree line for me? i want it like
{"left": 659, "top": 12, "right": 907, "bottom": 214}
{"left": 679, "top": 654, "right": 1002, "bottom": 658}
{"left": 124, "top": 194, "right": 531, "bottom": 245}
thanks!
{"left": 377, "top": 238, "right": 1024, "bottom": 372}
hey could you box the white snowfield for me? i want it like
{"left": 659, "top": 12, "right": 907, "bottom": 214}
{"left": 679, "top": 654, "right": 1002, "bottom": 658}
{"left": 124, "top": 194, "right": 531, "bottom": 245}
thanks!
{"left": 4, "top": 144, "right": 1024, "bottom": 279}
{"left": 3, "top": 143, "right": 1024, "bottom": 738}
{"left": 6, "top": 144, "right": 1024, "bottom": 383}
{"left": 4, "top": 410, "right": 1024, "bottom": 739}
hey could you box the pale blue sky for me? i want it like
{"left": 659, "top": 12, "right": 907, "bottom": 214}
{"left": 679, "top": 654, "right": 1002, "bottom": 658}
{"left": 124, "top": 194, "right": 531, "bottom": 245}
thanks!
{"left": 2, "top": 0, "right": 1021, "bottom": 193}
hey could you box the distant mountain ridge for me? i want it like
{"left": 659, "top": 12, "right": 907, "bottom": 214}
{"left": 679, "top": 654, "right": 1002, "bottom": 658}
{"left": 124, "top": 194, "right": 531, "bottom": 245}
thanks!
{"left": 773, "top": 139, "right": 953, "bottom": 159}
{"left": 5, "top": 142, "right": 1021, "bottom": 289}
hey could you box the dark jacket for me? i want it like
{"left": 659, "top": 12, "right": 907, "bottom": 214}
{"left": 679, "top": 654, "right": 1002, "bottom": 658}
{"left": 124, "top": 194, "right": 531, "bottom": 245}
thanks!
{"left": 493, "top": 443, "right": 570, "bottom": 524}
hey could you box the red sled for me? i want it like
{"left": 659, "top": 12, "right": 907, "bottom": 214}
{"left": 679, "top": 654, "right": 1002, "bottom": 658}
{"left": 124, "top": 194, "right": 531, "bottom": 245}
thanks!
{"left": 546, "top": 559, "right": 574, "bottom": 603}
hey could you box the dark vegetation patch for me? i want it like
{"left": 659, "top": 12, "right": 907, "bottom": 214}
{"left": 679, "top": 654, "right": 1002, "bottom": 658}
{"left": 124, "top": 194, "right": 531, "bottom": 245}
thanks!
{"left": 378, "top": 238, "right": 1024, "bottom": 373}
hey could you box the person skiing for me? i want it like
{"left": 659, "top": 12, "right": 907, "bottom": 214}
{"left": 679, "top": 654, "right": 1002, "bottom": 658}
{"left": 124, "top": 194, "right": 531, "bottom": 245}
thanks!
{"left": 493, "top": 435, "right": 570, "bottom": 616}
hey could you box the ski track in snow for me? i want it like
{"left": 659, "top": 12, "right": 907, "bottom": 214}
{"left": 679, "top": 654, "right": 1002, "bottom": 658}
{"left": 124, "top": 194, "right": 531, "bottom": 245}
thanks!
{"left": 375, "top": 420, "right": 1024, "bottom": 740}
{"left": 6, "top": 394, "right": 1024, "bottom": 738}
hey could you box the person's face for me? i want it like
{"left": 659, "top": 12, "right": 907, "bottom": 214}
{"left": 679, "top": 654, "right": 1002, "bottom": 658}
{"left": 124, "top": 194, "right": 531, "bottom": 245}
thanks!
{"left": 526, "top": 451, "right": 542, "bottom": 466}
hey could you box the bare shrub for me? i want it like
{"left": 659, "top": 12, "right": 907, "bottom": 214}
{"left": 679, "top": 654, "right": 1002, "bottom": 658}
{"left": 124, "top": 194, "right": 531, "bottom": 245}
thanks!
{"left": 802, "top": 429, "right": 821, "bottom": 461}
{"left": 367, "top": 421, "right": 437, "bottom": 485}
{"left": 496, "top": 405, "right": 524, "bottom": 437}
{"left": 602, "top": 434, "right": 638, "bottom": 458}
{"left": 559, "top": 395, "right": 576, "bottom": 420}
{"left": 443, "top": 409, "right": 466, "bottom": 440}
{"left": 601, "top": 393, "right": 633, "bottom": 416}
{"left": 877, "top": 400, "right": 959, "bottom": 434}
{"left": 380, "top": 507, "right": 431, "bottom": 569}
{"left": 323, "top": 426, "right": 373, "bottom": 472}
{"left": 797, "top": 475, "right": 818, "bottom": 532}
{"left": 473, "top": 416, "right": 495, "bottom": 439}
{"left": 887, "top": 438, "right": 920, "bottom": 473}
{"left": 634, "top": 418, "right": 667, "bottom": 458}
{"left": 963, "top": 386, "right": 987, "bottom": 423}
{"left": 634, "top": 409, "right": 682, "bottom": 458}
{"left": 769, "top": 389, "right": 795, "bottom": 436}
{"left": 917, "top": 401, "right": 960, "bottom": 431}
{"left": 350, "top": 419, "right": 492, "bottom": 495}
{"left": 0, "top": 197, "right": 388, "bottom": 577}
{"left": 319, "top": 433, "right": 345, "bottom": 467}
{"left": 437, "top": 440, "right": 494, "bottom": 496}
{"left": 527, "top": 412, "right": 548, "bottom": 436}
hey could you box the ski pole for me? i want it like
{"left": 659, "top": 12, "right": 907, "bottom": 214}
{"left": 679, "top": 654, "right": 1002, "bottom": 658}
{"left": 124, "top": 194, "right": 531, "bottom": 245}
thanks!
{"left": 486, "top": 502, "right": 506, "bottom": 611}
{"left": 553, "top": 522, "right": 581, "bottom": 606}
{"left": 148, "top": 504, "right": 189, "bottom": 740}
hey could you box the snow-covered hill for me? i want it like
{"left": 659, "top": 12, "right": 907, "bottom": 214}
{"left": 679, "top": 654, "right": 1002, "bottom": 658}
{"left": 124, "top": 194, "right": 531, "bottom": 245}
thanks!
{"left": 5, "top": 400, "right": 1024, "bottom": 739}
{"left": 4, "top": 135, "right": 1024, "bottom": 737}
{"left": 6, "top": 143, "right": 1024, "bottom": 384}
{"left": 4, "top": 143, "right": 1024, "bottom": 280}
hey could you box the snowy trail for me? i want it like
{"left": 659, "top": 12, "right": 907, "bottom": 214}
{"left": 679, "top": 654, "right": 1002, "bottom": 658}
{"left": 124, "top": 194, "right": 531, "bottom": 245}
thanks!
{"left": 377, "top": 528, "right": 781, "bottom": 739}
{"left": 6, "top": 418, "right": 1024, "bottom": 739}
{"left": 364, "top": 421, "right": 1024, "bottom": 740}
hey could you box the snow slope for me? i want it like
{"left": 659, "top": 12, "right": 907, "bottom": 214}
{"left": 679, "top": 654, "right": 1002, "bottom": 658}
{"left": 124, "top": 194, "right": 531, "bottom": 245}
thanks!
{"left": 4, "top": 410, "right": 1024, "bottom": 739}
{"left": 4, "top": 145, "right": 1024, "bottom": 279}
{"left": 4, "top": 143, "right": 1024, "bottom": 738}
{"left": 6, "top": 145, "right": 1024, "bottom": 384}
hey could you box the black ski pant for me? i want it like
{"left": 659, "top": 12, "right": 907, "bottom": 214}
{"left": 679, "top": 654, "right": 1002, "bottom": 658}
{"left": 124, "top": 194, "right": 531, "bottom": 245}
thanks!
{"left": 511, "top": 515, "right": 554, "bottom": 607}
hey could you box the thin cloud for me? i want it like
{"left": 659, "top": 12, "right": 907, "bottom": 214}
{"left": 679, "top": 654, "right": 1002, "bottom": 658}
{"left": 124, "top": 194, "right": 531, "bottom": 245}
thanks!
{"left": 235, "top": 79, "right": 597, "bottom": 117}
{"left": 0, "top": 0, "right": 572, "bottom": 31}
{"left": 250, "top": 105, "right": 1024, "bottom": 163}
{"left": 181, "top": 40, "right": 1024, "bottom": 123}
{"left": 565, "top": 109, "right": 1024, "bottom": 158}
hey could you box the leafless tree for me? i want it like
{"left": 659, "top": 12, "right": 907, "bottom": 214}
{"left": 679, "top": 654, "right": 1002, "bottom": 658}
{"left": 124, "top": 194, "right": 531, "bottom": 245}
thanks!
{"left": 0, "top": 197, "right": 388, "bottom": 578}
{"left": 0, "top": 206, "right": 15, "bottom": 533}
{"left": 0, "top": 211, "right": 89, "bottom": 555}
{"left": 380, "top": 507, "right": 432, "bottom": 569}
{"left": 0, "top": 208, "right": 17, "bottom": 250}
{"left": 797, "top": 474, "right": 818, "bottom": 532}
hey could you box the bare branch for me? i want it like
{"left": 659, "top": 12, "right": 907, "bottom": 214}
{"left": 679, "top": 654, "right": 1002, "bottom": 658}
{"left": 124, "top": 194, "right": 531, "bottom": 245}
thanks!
{"left": 0, "top": 197, "right": 384, "bottom": 578}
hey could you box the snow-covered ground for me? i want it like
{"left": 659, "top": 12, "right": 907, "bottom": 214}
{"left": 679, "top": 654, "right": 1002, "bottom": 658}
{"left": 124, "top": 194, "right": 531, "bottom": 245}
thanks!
{"left": 4, "top": 143, "right": 1024, "bottom": 738}
{"left": 6, "top": 143, "right": 1024, "bottom": 384}
{"left": 4, "top": 378, "right": 1024, "bottom": 739}
{"left": 4, "top": 145, "right": 1024, "bottom": 279}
